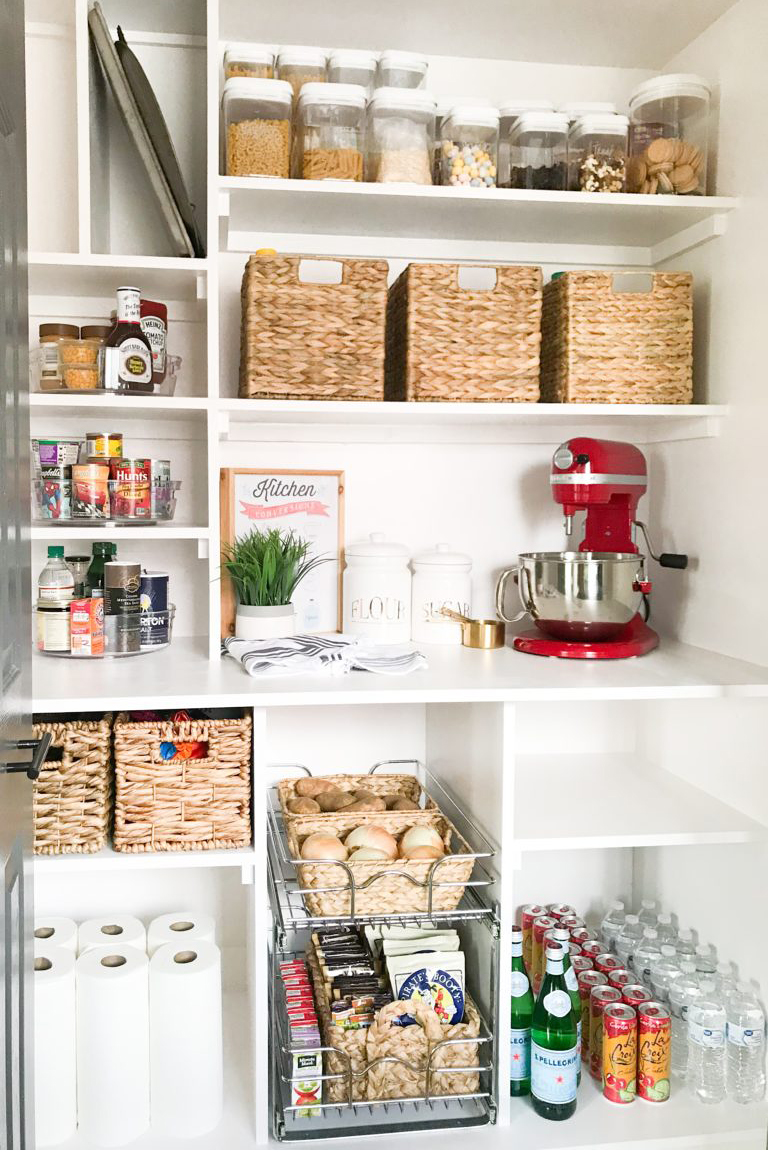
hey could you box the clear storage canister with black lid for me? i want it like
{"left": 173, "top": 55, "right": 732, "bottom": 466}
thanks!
{"left": 508, "top": 111, "right": 569, "bottom": 190}
{"left": 366, "top": 88, "right": 436, "bottom": 184}
{"left": 296, "top": 83, "right": 366, "bottom": 181}
{"left": 222, "top": 77, "right": 293, "bottom": 177}
{"left": 568, "top": 112, "right": 629, "bottom": 192}
{"left": 627, "top": 74, "right": 710, "bottom": 195}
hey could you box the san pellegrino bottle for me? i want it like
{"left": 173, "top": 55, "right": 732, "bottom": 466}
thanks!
{"left": 550, "top": 927, "right": 582, "bottom": 1084}
{"left": 510, "top": 925, "right": 534, "bottom": 1096}
{"left": 531, "top": 943, "right": 579, "bottom": 1121}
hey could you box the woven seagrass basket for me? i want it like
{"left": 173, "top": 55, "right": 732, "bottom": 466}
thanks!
{"left": 385, "top": 263, "right": 542, "bottom": 402}
{"left": 278, "top": 772, "right": 437, "bottom": 830}
{"left": 288, "top": 810, "right": 474, "bottom": 917}
{"left": 113, "top": 713, "right": 252, "bottom": 853}
{"left": 32, "top": 714, "right": 112, "bottom": 855}
{"left": 239, "top": 254, "right": 388, "bottom": 400}
{"left": 539, "top": 270, "right": 694, "bottom": 404}
{"left": 307, "top": 947, "right": 369, "bottom": 1103}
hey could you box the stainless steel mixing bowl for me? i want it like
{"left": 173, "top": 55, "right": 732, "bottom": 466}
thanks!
{"left": 496, "top": 551, "right": 647, "bottom": 641}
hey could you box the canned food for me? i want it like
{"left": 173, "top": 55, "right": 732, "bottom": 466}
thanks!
{"left": 637, "top": 1002, "right": 670, "bottom": 1102}
{"left": 39, "top": 465, "right": 72, "bottom": 519}
{"left": 581, "top": 940, "right": 603, "bottom": 960}
{"left": 520, "top": 905, "right": 546, "bottom": 973}
{"left": 104, "top": 562, "right": 141, "bottom": 615}
{"left": 602, "top": 1003, "right": 638, "bottom": 1104}
{"left": 547, "top": 903, "right": 577, "bottom": 920}
{"left": 104, "top": 613, "right": 141, "bottom": 654}
{"left": 70, "top": 596, "right": 104, "bottom": 656}
{"left": 608, "top": 968, "right": 634, "bottom": 989}
{"left": 71, "top": 464, "right": 109, "bottom": 519}
{"left": 571, "top": 955, "right": 593, "bottom": 974}
{"left": 32, "top": 438, "right": 82, "bottom": 470}
{"left": 532, "top": 916, "right": 557, "bottom": 994}
{"left": 622, "top": 984, "right": 653, "bottom": 1009}
{"left": 109, "top": 458, "right": 151, "bottom": 519}
{"left": 596, "top": 953, "right": 622, "bottom": 975}
{"left": 577, "top": 971, "right": 605, "bottom": 1063}
{"left": 36, "top": 600, "right": 71, "bottom": 652}
{"left": 589, "top": 985, "right": 622, "bottom": 1080}
{"left": 139, "top": 606, "right": 172, "bottom": 650}
{"left": 570, "top": 927, "right": 592, "bottom": 946}
{"left": 139, "top": 571, "right": 169, "bottom": 612}
{"left": 85, "top": 431, "right": 123, "bottom": 459}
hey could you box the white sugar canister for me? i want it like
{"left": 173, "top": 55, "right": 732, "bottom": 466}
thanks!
{"left": 343, "top": 533, "right": 411, "bottom": 644}
{"left": 411, "top": 543, "right": 472, "bottom": 645}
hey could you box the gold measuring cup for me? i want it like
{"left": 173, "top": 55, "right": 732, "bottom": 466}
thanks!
{"left": 439, "top": 607, "right": 506, "bottom": 650}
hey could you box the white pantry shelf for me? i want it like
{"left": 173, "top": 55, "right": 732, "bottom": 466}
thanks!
{"left": 219, "top": 178, "right": 739, "bottom": 266}
{"left": 31, "top": 635, "right": 768, "bottom": 713}
{"left": 513, "top": 753, "right": 768, "bottom": 851}
{"left": 217, "top": 399, "right": 727, "bottom": 445}
{"left": 28, "top": 252, "right": 208, "bottom": 301}
{"left": 30, "top": 394, "right": 209, "bottom": 419}
{"left": 33, "top": 846, "right": 256, "bottom": 876}
{"left": 30, "top": 525, "right": 210, "bottom": 541}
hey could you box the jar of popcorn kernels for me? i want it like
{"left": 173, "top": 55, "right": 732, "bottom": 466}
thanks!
{"left": 441, "top": 105, "right": 499, "bottom": 190}
{"left": 568, "top": 113, "right": 629, "bottom": 193}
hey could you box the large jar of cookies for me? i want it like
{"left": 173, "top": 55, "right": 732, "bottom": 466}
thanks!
{"left": 296, "top": 83, "right": 366, "bottom": 181}
{"left": 627, "top": 74, "right": 710, "bottom": 195}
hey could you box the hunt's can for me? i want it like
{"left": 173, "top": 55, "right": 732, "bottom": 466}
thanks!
{"left": 69, "top": 596, "right": 104, "bottom": 656}
{"left": 85, "top": 431, "right": 123, "bottom": 459}
{"left": 622, "top": 984, "right": 653, "bottom": 1009}
{"left": 608, "top": 968, "right": 634, "bottom": 989}
{"left": 109, "top": 457, "right": 151, "bottom": 519}
{"left": 531, "top": 916, "right": 557, "bottom": 994}
{"left": 570, "top": 926, "right": 592, "bottom": 947}
{"left": 637, "top": 1002, "right": 671, "bottom": 1102}
{"left": 140, "top": 571, "right": 169, "bottom": 612}
{"left": 104, "top": 612, "right": 141, "bottom": 654}
{"left": 577, "top": 971, "right": 605, "bottom": 1064}
{"left": 104, "top": 561, "right": 140, "bottom": 615}
{"left": 581, "top": 939, "right": 603, "bottom": 960}
{"left": 520, "top": 905, "right": 546, "bottom": 974}
{"left": 595, "top": 953, "right": 622, "bottom": 975}
{"left": 602, "top": 1003, "right": 638, "bottom": 1104}
{"left": 547, "top": 903, "right": 576, "bottom": 920}
{"left": 71, "top": 463, "right": 109, "bottom": 519}
{"left": 572, "top": 955, "right": 594, "bottom": 975}
{"left": 589, "top": 985, "right": 622, "bottom": 1080}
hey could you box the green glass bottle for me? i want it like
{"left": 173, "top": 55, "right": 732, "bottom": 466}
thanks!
{"left": 531, "top": 942, "right": 579, "bottom": 1121}
{"left": 85, "top": 541, "right": 117, "bottom": 595}
{"left": 510, "top": 925, "right": 534, "bottom": 1096}
{"left": 551, "top": 926, "right": 582, "bottom": 1085}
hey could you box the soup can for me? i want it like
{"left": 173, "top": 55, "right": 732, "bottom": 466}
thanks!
{"left": 104, "top": 562, "right": 141, "bottom": 615}
{"left": 39, "top": 465, "right": 71, "bottom": 519}
{"left": 104, "top": 613, "right": 141, "bottom": 654}
{"left": 520, "top": 905, "right": 546, "bottom": 973}
{"left": 602, "top": 1003, "right": 637, "bottom": 1104}
{"left": 589, "top": 985, "right": 622, "bottom": 1080}
{"left": 71, "top": 463, "right": 109, "bottom": 519}
{"left": 85, "top": 431, "right": 123, "bottom": 459}
{"left": 637, "top": 1002, "right": 671, "bottom": 1102}
{"left": 109, "top": 458, "right": 151, "bottom": 519}
{"left": 33, "top": 438, "right": 82, "bottom": 470}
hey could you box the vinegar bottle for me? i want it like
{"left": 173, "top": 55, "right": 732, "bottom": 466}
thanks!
{"left": 37, "top": 546, "right": 74, "bottom": 602}
{"left": 531, "top": 943, "right": 579, "bottom": 1121}
{"left": 510, "top": 925, "right": 534, "bottom": 1097}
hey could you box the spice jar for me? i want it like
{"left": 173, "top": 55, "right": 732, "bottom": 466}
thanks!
{"left": 343, "top": 533, "right": 412, "bottom": 645}
{"left": 568, "top": 113, "right": 629, "bottom": 192}
{"left": 327, "top": 49, "right": 377, "bottom": 95}
{"left": 366, "top": 88, "right": 436, "bottom": 185}
{"left": 498, "top": 99, "right": 554, "bottom": 187}
{"left": 377, "top": 50, "right": 428, "bottom": 90}
{"left": 628, "top": 74, "right": 710, "bottom": 195}
{"left": 508, "top": 111, "right": 569, "bottom": 190}
{"left": 276, "top": 47, "right": 327, "bottom": 100}
{"left": 223, "top": 78, "right": 293, "bottom": 177}
{"left": 38, "top": 323, "right": 79, "bottom": 391}
{"left": 441, "top": 105, "right": 499, "bottom": 189}
{"left": 36, "top": 600, "right": 71, "bottom": 653}
{"left": 296, "top": 83, "right": 366, "bottom": 181}
{"left": 411, "top": 543, "right": 472, "bottom": 646}
{"left": 223, "top": 43, "right": 275, "bottom": 80}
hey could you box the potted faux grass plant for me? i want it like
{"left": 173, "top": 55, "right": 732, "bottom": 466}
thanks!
{"left": 222, "top": 527, "right": 328, "bottom": 641}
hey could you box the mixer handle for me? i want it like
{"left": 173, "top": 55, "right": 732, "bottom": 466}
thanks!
{"left": 495, "top": 565, "right": 531, "bottom": 624}
{"left": 633, "top": 521, "right": 689, "bottom": 571}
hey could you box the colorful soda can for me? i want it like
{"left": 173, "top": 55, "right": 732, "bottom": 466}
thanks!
{"left": 589, "top": 985, "right": 623, "bottom": 1080}
{"left": 570, "top": 926, "right": 592, "bottom": 947}
{"left": 608, "top": 968, "right": 634, "bottom": 989}
{"left": 560, "top": 915, "right": 586, "bottom": 931}
{"left": 577, "top": 971, "right": 605, "bottom": 1064}
{"left": 531, "top": 916, "right": 557, "bottom": 994}
{"left": 547, "top": 903, "right": 577, "bottom": 920}
{"left": 520, "top": 905, "right": 546, "bottom": 974}
{"left": 622, "top": 984, "right": 653, "bottom": 1009}
{"left": 572, "top": 955, "right": 594, "bottom": 975}
{"left": 569, "top": 942, "right": 583, "bottom": 957}
{"left": 637, "top": 1002, "right": 671, "bottom": 1102}
{"left": 581, "top": 939, "right": 603, "bottom": 960}
{"left": 602, "top": 1004, "right": 638, "bottom": 1104}
{"left": 595, "top": 953, "right": 622, "bottom": 975}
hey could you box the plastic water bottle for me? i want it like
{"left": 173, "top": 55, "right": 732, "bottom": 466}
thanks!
{"left": 655, "top": 912, "right": 677, "bottom": 945}
{"left": 650, "top": 946, "right": 682, "bottom": 1003}
{"left": 687, "top": 983, "right": 727, "bottom": 1104}
{"left": 669, "top": 962, "right": 701, "bottom": 1076}
{"left": 600, "top": 900, "right": 626, "bottom": 950}
{"left": 638, "top": 899, "right": 658, "bottom": 927}
{"left": 633, "top": 928, "right": 662, "bottom": 984}
{"left": 37, "top": 545, "right": 75, "bottom": 602}
{"left": 675, "top": 927, "right": 697, "bottom": 960}
{"left": 715, "top": 962, "right": 739, "bottom": 999}
{"left": 615, "top": 915, "right": 644, "bottom": 968}
{"left": 695, "top": 943, "right": 718, "bottom": 976}
{"left": 727, "top": 988, "right": 766, "bottom": 1104}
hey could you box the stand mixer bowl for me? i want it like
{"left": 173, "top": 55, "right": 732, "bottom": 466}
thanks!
{"left": 496, "top": 552, "right": 647, "bottom": 641}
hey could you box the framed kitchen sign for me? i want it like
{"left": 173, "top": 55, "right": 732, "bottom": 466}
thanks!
{"left": 220, "top": 469, "right": 345, "bottom": 638}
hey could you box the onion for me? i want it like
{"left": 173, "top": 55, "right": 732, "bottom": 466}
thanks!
{"left": 344, "top": 825, "right": 398, "bottom": 858}
{"left": 300, "top": 833, "right": 348, "bottom": 862}
{"left": 399, "top": 825, "right": 444, "bottom": 856}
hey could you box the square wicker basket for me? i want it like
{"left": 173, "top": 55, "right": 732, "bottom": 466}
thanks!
{"left": 539, "top": 270, "right": 694, "bottom": 404}
{"left": 32, "top": 714, "right": 112, "bottom": 855}
{"left": 385, "top": 263, "right": 542, "bottom": 402}
{"left": 113, "top": 713, "right": 252, "bottom": 853}
{"left": 239, "top": 253, "right": 388, "bottom": 400}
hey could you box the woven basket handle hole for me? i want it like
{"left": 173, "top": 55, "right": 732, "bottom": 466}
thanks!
{"left": 457, "top": 266, "right": 497, "bottom": 292}
{"left": 297, "top": 259, "right": 344, "bottom": 285}
{"left": 611, "top": 272, "right": 655, "bottom": 295}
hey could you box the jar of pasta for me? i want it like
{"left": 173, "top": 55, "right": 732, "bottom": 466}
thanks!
{"left": 223, "top": 43, "right": 275, "bottom": 80}
{"left": 327, "top": 49, "right": 377, "bottom": 95}
{"left": 377, "top": 50, "right": 428, "bottom": 90}
{"left": 276, "top": 46, "right": 327, "bottom": 100}
{"left": 366, "top": 88, "right": 436, "bottom": 185}
{"left": 296, "top": 83, "right": 366, "bottom": 181}
{"left": 222, "top": 78, "right": 293, "bottom": 177}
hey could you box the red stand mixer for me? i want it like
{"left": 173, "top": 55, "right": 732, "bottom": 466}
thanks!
{"left": 496, "top": 437, "right": 688, "bottom": 659}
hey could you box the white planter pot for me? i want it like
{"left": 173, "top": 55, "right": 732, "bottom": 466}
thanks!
{"left": 235, "top": 603, "right": 296, "bottom": 641}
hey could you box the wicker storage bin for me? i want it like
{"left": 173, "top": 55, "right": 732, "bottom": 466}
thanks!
{"left": 113, "top": 713, "right": 252, "bottom": 853}
{"left": 32, "top": 714, "right": 112, "bottom": 855}
{"left": 307, "top": 947, "right": 369, "bottom": 1103}
{"left": 367, "top": 998, "right": 481, "bottom": 1101}
{"left": 239, "top": 254, "right": 388, "bottom": 400}
{"left": 385, "top": 263, "right": 542, "bottom": 402}
{"left": 288, "top": 810, "right": 474, "bottom": 917}
{"left": 278, "top": 772, "right": 437, "bottom": 829}
{"left": 540, "top": 270, "right": 693, "bottom": 404}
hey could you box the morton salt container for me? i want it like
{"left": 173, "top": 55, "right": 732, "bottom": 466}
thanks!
{"left": 343, "top": 533, "right": 411, "bottom": 644}
{"left": 411, "top": 543, "right": 472, "bottom": 645}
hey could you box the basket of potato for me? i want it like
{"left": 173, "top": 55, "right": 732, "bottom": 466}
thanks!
{"left": 278, "top": 773, "right": 438, "bottom": 828}
{"left": 285, "top": 810, "right": 475, "bottom": 917}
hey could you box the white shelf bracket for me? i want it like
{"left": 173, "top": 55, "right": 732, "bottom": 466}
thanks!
{"left": 240, "top": 863, "right": 255, "bottom": 886}
{"left": 218, "top": 189, "right": 231, "bottom": 219}
{"left": 197, "top": 537, "right": 210, "bottom": 560}
{"left": 195, "top": 272, "right": 207, "bottom": 301}
{"left": 218, "top": 410, "right": 231, "bottom": 441}
{"left": 650, "top": 212, "right": 730, "bottom": 266}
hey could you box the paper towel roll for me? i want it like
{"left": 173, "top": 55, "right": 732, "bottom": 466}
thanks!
{"left": 34, "top": 946, "right": 77, "bottom": 1147}
{"left": 33, "top": 916, "right": 77, "bottom": 954}
{"left": 147, "top": 911, "right": 216, "bottom": 957}
{"left": 150, "top": 941, "right": 223, "bottom": 1136}
{"left": 76, "top": 946, "right": 150, "bottom": 1146}
{"left": 78, "top": 914, "right": 146, "bottom": 955}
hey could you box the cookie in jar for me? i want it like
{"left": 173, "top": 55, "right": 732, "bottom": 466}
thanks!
{"left": 627, "top": 74, "right": 711, "bottom": 195}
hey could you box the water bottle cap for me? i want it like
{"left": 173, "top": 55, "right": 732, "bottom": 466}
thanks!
{"left": 678, "top": 928, "right": 694, "bottom": 941}
{"left": 610, "top": 900, "right": 624, "bottom": 911}
{"left": 643, "top": 928, "right": 658, "bottom": 940}
{"left": 717, "top": 962, "right": 733, "bottom": 976}
{"left": 696, "top": 944, "right": 714, "bottom": 957}
{"left": 661, "top": 945, "right": 677, "bottom": 958}
{"left": 680, "top": 961, "right": 697, "bottom": 974}
{"left": 657, "top": 913, "right": 672, "bottom": 925}
{"left": 625, "top": 914, "right": 639, "bottom": 924}
{"left": 699, "top": 978, "right": 717, "bottom": 994}
{"left": 641, "top": 900, "right": 655, "bottom": 909}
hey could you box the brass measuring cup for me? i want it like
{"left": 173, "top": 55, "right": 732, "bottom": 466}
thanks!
{"left": 439, "top": 607, "right": 506, "bottom": 649}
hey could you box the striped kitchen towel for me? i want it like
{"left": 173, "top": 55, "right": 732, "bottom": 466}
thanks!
{"left": 222, "top": 634, "right": 428, "bottom": 678}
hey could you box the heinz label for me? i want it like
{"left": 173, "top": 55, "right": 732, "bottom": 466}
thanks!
{"left": 531, "top": 1043, "right": 578, "bottom": 1104}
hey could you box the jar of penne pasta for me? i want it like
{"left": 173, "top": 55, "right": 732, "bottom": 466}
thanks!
{"left": 295, "top": 83, "right": 367, "bottom": 181}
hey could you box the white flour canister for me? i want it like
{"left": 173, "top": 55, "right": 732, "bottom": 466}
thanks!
{"left": 343, "top": 533, "right": 411, "bottom": 644}
{"left": 411, "top": 543, "right": 472, "bottom": 645}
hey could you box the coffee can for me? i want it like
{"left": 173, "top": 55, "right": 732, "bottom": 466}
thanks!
{"left": 140, "top": 571, "right": 169, "bottom": 612}
{"left": 104, "top": 612, "right": 141, "bottom": 654}
{"left": 104, "top": 561, "right": 141, "bottom": 615}
{"left": 589, "top": 984, "right": 622, "bottom": 1080}
{"left": 621, "top": 983, "right": 653, "bottom": 1009}
{"left": 602, "top": 1003, "right": 638, "bottom": 1104}
{"left": 637, "top": 1002, "right": 671, "bottom": 1102}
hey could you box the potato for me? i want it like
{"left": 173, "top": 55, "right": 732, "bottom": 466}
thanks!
{"left": 316, "top": 789, "right": 354, "bottom": 812}
{"left": 287, "top": 797, "right": 321, "bottom": 814}
{"left": 295, "top": 777, "right": 335, "bottom": 798}
{"left": 382, "top": 793, "right": 403, "bottom": 809}
{"left": 352, "top": 789, "right": 376, "bottom": 804}
{"left": 391, "top": 798, "right": 419, "bottom": 812}
{"left": 339, "top": 797, "right": 386, "bottom": 813}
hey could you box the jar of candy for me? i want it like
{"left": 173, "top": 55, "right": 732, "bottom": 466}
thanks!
{"left": 568, "top": 113, "right": 629, "bottom": 193}
{"left": 628, "top": 74, "right": 710, "bottom": 195}
{"left": 441, "top": 105, "right": 499, "bottom": 189}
